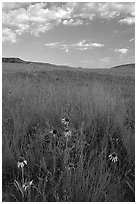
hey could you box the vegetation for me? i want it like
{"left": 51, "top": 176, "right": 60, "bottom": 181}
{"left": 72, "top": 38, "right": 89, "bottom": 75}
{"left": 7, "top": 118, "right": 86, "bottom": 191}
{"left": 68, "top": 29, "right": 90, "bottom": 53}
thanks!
{"left": 2, "top": 61, "right": 135, "bottom": 201}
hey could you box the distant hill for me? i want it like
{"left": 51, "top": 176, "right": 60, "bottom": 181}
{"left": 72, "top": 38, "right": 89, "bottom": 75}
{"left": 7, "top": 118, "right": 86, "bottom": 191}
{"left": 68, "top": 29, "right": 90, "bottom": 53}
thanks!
{"left": 98, "top": 63, "right": 135, "bottom": 78}
{"left": 2, "top": 57, "right": 28, "bottom": 64}
{"left": 2, "top": 57, "right": 73, "bottom": 69}
{"left": 110, "top": 63, "right": 135, "bottom": 71}
{"left": 2, "top": 58, "right": 135, "bottom": 75}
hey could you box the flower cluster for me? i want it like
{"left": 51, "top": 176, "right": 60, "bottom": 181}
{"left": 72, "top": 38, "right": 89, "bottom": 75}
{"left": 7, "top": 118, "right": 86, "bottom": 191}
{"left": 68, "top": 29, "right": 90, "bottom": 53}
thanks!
{"left": 15, "top": 157, "right": 34, "bottom": 201}
{"left": 62, "top": 118, "right": 72, "bottom": 142}
{"left": 109, "top": 153, "right": 118, "bottom": 163}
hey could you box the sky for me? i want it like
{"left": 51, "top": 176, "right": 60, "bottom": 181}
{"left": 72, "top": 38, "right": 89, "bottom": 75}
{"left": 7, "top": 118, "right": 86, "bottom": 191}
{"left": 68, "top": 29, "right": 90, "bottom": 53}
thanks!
{"left": 2, "top": 2, "right": 135, "bottom": 68}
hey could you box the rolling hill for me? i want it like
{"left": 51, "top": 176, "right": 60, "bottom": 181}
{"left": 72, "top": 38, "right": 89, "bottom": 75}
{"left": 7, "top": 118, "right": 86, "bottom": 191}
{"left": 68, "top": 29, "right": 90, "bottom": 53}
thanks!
{"left": 2, "top": 57, "right": 135, "bottom": 78}
{"left": 2, "top": 57, "right": 28, "bottom": 64}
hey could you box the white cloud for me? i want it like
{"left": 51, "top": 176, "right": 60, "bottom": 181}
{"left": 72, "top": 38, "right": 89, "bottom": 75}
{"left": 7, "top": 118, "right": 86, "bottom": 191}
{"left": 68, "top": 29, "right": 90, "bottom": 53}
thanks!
{"left": 62, "top": 18, "right": 83, "bottom": 26}
{"left": 2, "top": 2, "right": 72, "bottom": 42}
{"left": 100, "top": 57, "right": 110, "bottom": 63}
{"left": 92, "top": 43, "right": 104, "bottom": 47}
{"left": 72, "top": 19, "right": 83, "bottom": 26}
{"left": 129, "top": 38, "right": 134, "bottom": 42}
{"left": 73, "top": 2, "right": 135, "bottom": 21}
{"left": 63, "top": 19, "right": 73, "bottom": 25}
{"left": 2, "top": 28, "right": 16, "bottom": 43}
{"left": 2, "top": 2, "right": 31, "bottom": 11}
{"left": 114, "top": 48, "right": 128, "bottom": 55}
{"left": 45, "top": 40, "right": 104, "bottom": 51}
{"left": 119, "top": 16, "right": 135, "bottom": 25}
{"left": 73, "top": 41, "right": 104, "bottom": 50}
{"left": 65, "top": 48, "right": 69, "bottom": 53}
{"left": 2, "top": 2, "right": 134, "bottom": 43}
{"left": 45, "top": 42, "right": 62, "bottom": 47}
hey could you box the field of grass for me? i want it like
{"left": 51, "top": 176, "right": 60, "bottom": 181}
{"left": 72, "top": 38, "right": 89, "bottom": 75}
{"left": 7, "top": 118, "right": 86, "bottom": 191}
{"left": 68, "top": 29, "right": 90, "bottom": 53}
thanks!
{"left": 2, "top": 62, "right": 135, "bottom": 201}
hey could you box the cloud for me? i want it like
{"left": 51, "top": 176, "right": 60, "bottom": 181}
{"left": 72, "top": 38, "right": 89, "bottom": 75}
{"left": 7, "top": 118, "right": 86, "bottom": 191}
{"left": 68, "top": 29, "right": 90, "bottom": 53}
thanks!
{"left": 62, "top": 18, "right": 83, "bottom": 26}
{"left": 119, "top": 16, "right": 135, "bottom": 25}
{"left": 73, "top": 40, "right": 104, "bottom": 50}
{"left": 45, "top": 40, "right": 104, "bottom": 51}
{"left": 65, "top": 48, "right": 69, "bottom": 53}
{"left": 2, "top": 28, "right": 16, "bottom": 43}
{"left": 2, "top": 2, "right": 135, "bottom": 43}
{"left": 45, "top": 42, "right": 62, "bottom": 47}
{"left": 100, "top": 57, "right": 110, "bottom": 63}
{"left": 2, "top": 2, "right": 32, "bottom": 11}
{"left": 129, "top": 38, "right": 134, "bottom": 42}
{"left": 72, "top": 2, "right": 135, "bottom": 22}
{"left": 92, "top": 43, "right": 104, "bottom": 47}
{"left": 114, "top": 48, "right": 128, "bottom": 55}
{"left": 2, "top": 2, "right": 72, "bottom": 41}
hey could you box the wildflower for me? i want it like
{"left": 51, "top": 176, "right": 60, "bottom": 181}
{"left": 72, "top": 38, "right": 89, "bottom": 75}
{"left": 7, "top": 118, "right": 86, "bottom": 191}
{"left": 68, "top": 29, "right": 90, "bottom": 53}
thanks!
{"left": 22, "top": 180, "right": 33, "bottom": 191}
{"left": 62, "top": 118, "right": 69, "bottom": 127}
{"left": 17, "top": 157, "right": 27, "bottom": 168}
{"left": 64, "top": 129, "right": 71, "bottom": 139}
{"left": 50, "top": 129, "right": 58, "bottom": 137}
{"left": 109, "top": 153, "right": 118, "bottom": 163}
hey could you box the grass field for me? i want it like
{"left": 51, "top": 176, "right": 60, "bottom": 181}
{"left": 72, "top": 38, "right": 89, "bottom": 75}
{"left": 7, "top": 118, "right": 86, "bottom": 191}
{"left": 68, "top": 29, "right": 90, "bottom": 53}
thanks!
{"left": 2, "top": 61, "right": 135, "bottom": 201}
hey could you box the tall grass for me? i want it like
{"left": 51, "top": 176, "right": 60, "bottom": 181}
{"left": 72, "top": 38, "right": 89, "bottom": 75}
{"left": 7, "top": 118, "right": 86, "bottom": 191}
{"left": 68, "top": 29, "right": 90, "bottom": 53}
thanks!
{"left": 2, "top": 70, "right": 135, "bottom": 201}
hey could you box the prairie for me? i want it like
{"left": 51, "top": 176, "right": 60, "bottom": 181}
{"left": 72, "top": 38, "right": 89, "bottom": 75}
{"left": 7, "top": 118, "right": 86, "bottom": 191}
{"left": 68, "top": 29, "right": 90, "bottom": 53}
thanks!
{"left": 2, "top": 60, "right": 135, "bottom": 201}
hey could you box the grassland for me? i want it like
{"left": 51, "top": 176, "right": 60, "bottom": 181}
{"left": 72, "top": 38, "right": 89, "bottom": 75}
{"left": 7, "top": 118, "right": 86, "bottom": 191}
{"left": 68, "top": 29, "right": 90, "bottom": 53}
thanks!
{"left": 2, "top": 61, "right": 135, "bottom": 201}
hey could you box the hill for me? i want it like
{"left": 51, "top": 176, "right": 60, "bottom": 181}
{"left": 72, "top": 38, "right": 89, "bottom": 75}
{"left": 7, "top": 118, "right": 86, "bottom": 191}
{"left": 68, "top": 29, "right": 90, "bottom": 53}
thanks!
{"left": 107, "top": 63, "right": 135, "bottom": 78}
{"left": 2, "top": 57, "right": 135, "bottom": 70}
{"left": 2, "top": 57, "right": 135, "bottom": 78}
{"left": 2, "top": 57, "right": 29, "bottom": 64}
{"left": 111, "top": 63, "right": 135, "bottom": 71}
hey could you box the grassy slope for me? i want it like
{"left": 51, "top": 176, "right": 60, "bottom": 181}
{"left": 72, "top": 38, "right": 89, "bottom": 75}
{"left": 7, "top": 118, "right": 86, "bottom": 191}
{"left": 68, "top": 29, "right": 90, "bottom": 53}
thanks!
{"left": 2, "top": 62, "right": 135, "bottom": 201}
